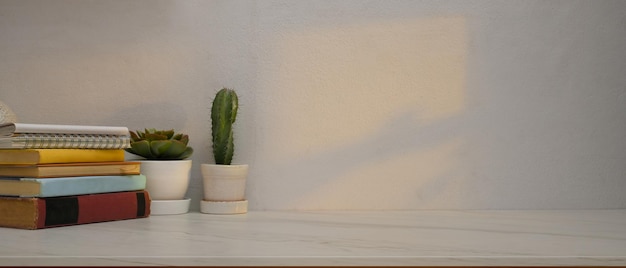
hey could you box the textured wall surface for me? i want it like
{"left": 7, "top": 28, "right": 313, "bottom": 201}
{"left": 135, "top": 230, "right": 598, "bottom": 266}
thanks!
{"left": 1, "top": 0, "right": 625, "bottom": 210}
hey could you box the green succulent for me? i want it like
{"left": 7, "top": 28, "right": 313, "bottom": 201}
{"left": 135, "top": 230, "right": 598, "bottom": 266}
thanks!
{"left": 126, "top": 128, "right": 193, "bottom": 160}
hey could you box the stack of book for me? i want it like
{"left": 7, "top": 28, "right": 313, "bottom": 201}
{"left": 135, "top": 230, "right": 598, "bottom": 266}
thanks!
{"left": 0, "top": 122, "right": 150, "bottom": 229}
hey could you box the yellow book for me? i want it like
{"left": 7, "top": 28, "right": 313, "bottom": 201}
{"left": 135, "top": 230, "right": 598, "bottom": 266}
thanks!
{"left": 0, "top": 149, "right": 125, "bottom": 165}
{"left": 0, "top": 161, "right": 140, "bottom": 178}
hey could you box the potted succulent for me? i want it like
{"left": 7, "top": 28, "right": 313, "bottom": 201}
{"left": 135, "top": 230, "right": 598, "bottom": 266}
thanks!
{"left": 126, "top": 128, "right": 193, "bottom": 215}
{"left": 200, "top": 88, "right": 249, "bottom": 214}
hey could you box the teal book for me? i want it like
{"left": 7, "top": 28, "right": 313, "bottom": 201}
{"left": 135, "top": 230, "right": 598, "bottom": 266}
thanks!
{"left": 0, "top": 175, "right": 146, "bottom": 197}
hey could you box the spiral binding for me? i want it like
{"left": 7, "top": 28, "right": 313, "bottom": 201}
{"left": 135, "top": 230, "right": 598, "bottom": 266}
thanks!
{"left": 11, "top": 133, "right": 131, "bottom": 149}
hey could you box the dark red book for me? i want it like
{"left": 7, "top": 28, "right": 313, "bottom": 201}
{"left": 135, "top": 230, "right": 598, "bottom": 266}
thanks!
{"left": 0, "top": 190, "right": 150, "bottom": 229}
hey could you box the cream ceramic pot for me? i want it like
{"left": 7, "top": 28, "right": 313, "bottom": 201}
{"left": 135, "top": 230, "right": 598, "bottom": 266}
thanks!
{"left": 139, "top": 160, "right": 192, "bottom": 200}
{"left": 201, "top": 164, "right": 248, "bottom": 201}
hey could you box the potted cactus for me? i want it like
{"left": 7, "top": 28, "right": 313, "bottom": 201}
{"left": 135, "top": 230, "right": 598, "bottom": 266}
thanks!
{"left": 200, "top": 88, "right": 249, "bottom": 214}
{"left": 126, "top": 128, "right": 193, "bottom": 215}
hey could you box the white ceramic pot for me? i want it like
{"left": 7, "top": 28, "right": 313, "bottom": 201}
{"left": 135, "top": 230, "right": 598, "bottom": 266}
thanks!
{"left": 201, "top": 164, "right": 248, "bottom": 201}
{"left": 140, "top": 160, "right": 192, "bottom": 200}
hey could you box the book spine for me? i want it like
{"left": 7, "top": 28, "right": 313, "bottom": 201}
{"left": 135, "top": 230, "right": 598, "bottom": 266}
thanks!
{"left": 0, "top": 162, "right": 141, "bottom": 178}
{"left": 32, "top": 175, "right": 146, "bottom": 197}
{"left": 11, "top": 134, "right": 130, "bottom": 149}
{"left": 0, "top": 149, "right": 126, "bottom": 165}
{"left": 33, "top": 191, "right": 150, "bottom": 229}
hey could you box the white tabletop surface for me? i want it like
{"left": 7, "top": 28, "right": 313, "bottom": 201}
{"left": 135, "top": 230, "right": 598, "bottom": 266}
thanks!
{"left": 0, "top": 210, "right": 625, "bottom": 266}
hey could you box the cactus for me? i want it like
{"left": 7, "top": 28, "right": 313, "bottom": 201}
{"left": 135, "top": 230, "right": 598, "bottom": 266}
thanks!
{"left": 211, "top": 88, "right": 238, "bottom": 165}
{"left": 126, "top": 128, "right": 193, "bottom": 160}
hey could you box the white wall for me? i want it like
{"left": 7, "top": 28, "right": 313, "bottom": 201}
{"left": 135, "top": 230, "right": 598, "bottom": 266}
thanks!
{"left": 1, "top": 0, "right": 625, "bottom": 210}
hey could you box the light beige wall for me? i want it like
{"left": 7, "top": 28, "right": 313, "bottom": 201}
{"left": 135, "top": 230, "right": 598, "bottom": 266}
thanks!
{"left": 1, "top": 0, "right": 625, "bottom": 210}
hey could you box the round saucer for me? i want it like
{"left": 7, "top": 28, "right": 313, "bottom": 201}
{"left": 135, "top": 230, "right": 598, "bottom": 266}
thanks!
{"left": 151, "top": 198, "right": 191, "bottom": 215}
{"left": 200, "top": 200, "right": 248, "bottom": 214}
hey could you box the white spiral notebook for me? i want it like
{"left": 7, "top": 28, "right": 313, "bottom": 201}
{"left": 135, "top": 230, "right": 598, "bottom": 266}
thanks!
{"left": 0, "top": 123, "right": 130, "bottom": 149}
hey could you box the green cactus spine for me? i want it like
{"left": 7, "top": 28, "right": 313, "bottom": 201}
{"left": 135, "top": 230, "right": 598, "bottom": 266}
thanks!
{"left": 211, "top": 88, "right": 238, "bottom": 165}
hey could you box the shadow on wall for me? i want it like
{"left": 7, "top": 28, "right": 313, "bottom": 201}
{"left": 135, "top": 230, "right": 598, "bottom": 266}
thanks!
{"left": 250, "top": 16, "right": 469, "bottom": 210}
{"left": 109, "top": 101, "right": 190, "bottom": 132}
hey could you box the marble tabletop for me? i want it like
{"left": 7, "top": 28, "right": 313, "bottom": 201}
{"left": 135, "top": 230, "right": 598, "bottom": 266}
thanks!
{"left": 0, "top": 210, "right": 625, "bottom": 266}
